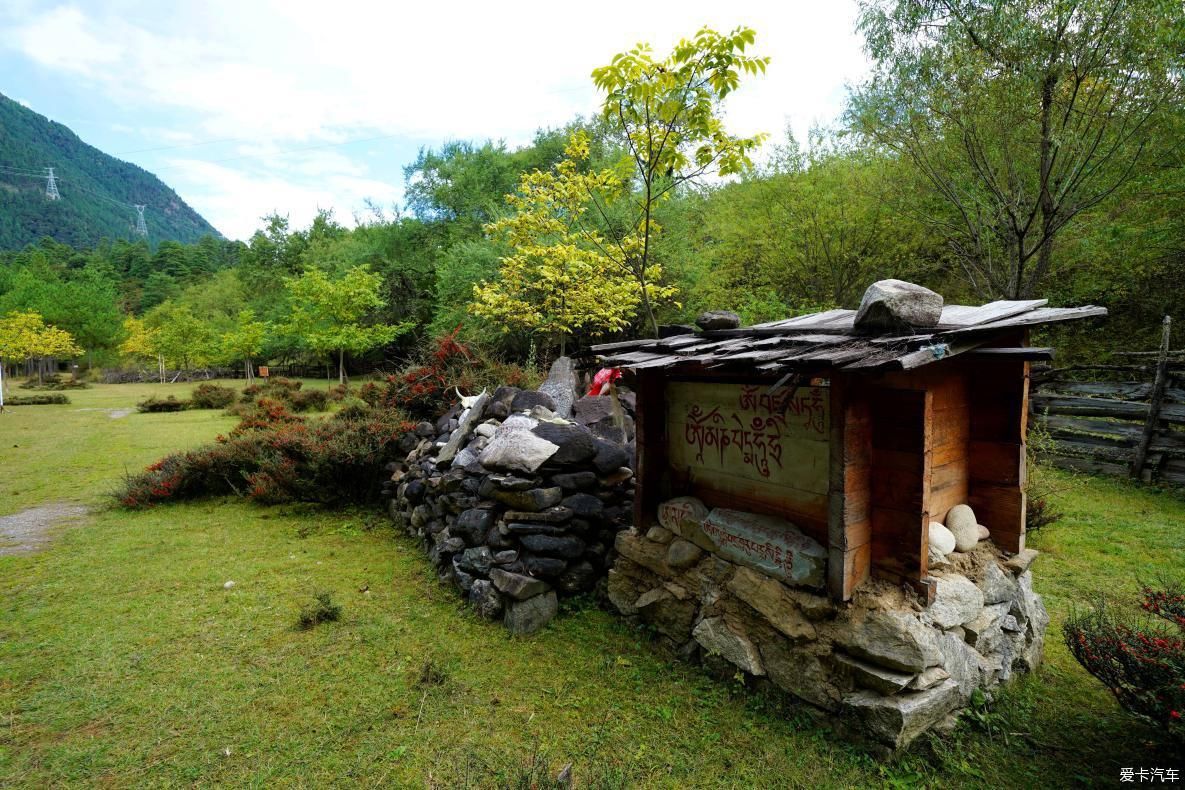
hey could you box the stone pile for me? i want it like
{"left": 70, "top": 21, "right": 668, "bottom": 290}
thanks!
{"left": 382, "top": 359, "right": 636, "bottom": 635}
{"left": 608, "top": 495, "right": 1048, "bottom": 752}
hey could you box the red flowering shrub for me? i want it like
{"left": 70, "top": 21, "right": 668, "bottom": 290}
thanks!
{"left": 118, "top": 407, "right": 414, "bottom": 508}
{"left": 1064, "top": 583, "right": 1185, "bottom": 742}
{"left": 190, "top": 383, "right": 238, "bottom": 409}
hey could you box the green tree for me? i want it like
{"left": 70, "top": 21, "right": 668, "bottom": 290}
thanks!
{"left": 592, "top": 26, "right": 769, "bottom": 335}
{"left": 144, "top": 301, "right": 217, "bottom": 374}
{"left": 284, "top": 266, "right": 409, "bottom": 384}
{"left": 221, "top": 310, "right": 268, "bottom": 381}
{"left": 851, "top": 0, "right": 1185, "bottom": 298}
{"left": 472, "top": 132, "right": 641, "bottom": 355}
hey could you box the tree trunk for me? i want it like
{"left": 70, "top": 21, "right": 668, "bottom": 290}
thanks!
{"left": 245, "top": 357, "right": 253, "bottom": 382}
{"left": 338, "top": 348, "right": 347, "bottom": 385}
{"left": 639, "top": 182, "right": 661, "bottom": 338}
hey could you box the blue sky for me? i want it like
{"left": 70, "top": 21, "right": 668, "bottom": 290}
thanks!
{"left": 0, "top": 1, "right": 869, "bottom": 240}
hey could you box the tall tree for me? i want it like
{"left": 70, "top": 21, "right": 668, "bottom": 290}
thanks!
{"left": 592, "top": 26, "right": 769, "bottom": 335}
{"left": 284, "top": 266, "right": 408, "bottom": 383}
{"left": 221, "top": 310, "right": 268, "bottom": 381}
{"left": 851, "top": 0, "right": 1185, "bottom": 298}
{"left": 472, "top": 132, "right": 641, "bottom": 355}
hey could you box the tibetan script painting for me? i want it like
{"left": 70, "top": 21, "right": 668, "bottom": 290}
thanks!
{"left": 666, "top": 381, "right": 831, "bottom": 523}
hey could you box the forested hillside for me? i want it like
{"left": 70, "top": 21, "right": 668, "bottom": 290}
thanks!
{"left": 0, "top": 93, "right": 219, "bottom": 248}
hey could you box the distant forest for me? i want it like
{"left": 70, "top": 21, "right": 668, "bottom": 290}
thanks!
{"left": 1, "top": 2, "right": 1183, "bottom": 374}
{"left": 0, "top": 93, "right": 219, "bottom": 249}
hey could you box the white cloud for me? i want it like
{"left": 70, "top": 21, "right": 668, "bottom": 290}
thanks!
{"left": 3, "top": 1, "right": 869, "bottom": 238}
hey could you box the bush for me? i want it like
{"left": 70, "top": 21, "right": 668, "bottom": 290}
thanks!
{"left": 241, "top": 377, "right": 302, "bottom": 404}
{"left": 289, "top": 388, "right": 329, "bottom": 412}
{"left": 4, "top": 393, "right": 70, "bottom": 405}
{"left": 1064, "top": 582, "right": 1185, "bottom": 742}
{"left": 117, "top": 406, "right": 415, "bottom": 508}
{"left": 334, "top": 397, "right": 373, "bottom": 422}
{"left": 19, "top": 374, "right": 89, "bottom": 391}
{"left": 137, "top": 396, "right": 189, "bottom": 413}
{"left": 296, "top": 591, "right": 342, "bottom": 629}
{"left": 190, "top": 383, "right": 237, "bottom": 409}
{"left": 326, "top": 383, "right": 351, "bottom": 402}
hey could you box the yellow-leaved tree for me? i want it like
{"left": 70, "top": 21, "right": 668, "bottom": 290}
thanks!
{"left": 471, "top": 132, "right": 641, "bottom": 356}
{"left": 0, "top": 310, "right": 83, "bottom": 393}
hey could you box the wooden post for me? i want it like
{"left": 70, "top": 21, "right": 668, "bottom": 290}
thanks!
{"left": 1131, "top": 315, "right": 1172, "bottom": 480}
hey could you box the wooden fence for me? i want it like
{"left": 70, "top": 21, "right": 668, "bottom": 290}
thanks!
{"left": 1030, "top": 317, "right": 1184, "bottom": 484}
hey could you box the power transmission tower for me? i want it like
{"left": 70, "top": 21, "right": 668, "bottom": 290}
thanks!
{"left": 133, "top": 204, "right": 147, "bottom": 237}
{"left": 45, "top": 167, "right": 60, "bottom": 200}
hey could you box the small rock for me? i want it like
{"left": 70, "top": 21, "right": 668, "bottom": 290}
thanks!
{"left": 504, "top": 591, "right": 558, "bottom": 635}
{"left": 1003, "top": 548, "right": 1039, "bottom": 575}
{"left": 522, "top": 555, "right": 568, "bottom": 579}
{"left": 666, "top": 538, "right": 703, "bottom": 570}
{"left": 493, "top": 550, "right": 518, "bottom": 565}
{"left": 645, "top": 526, "right": 674, "bottom": 544}
{"left": 591, "top": 438, "right": 630, "bottom": 475}
{"left": 479, "top": 420, "right": 559, "bottom": 474}
{"left": 635, "top": 587, "right": 696, "bottom": 638}
{"left": 929, "top": 522, "right": 956, "bottom": 556}
{"left": 550, "top": 471, "right": 597, "bottom": 491}
{"left": 909, "top": 666, "right": 951, "bottom": 691}
{"left": 519, "top": 534, "right": 585, "bottom": 559}
{"left": 924, "top": 573, "right": 985, "bottom": 629}
{"left": 977, "top": 523, "right": 990, "bottom": 541}
{"left": 978, "top": 561, "right": 1018, "bottom": 605}
{"left": 223, "top": 580, "right": 236, "bottom": 590}
{"left": 489, "top": 568, "right": 551, "bottom": 600}
{"left": 840, "top": 611, "right": 942, "bottom": 673}
{"left": 843, "top": 679, "right": 961, "bottom": 749}
{"left": 561, "top": 493, "right": 603, "bottom": 519}
{"left": 502, "top": 506, "right": 573, "bottom": 524}
{"left": 556, "top": 560, "right": 598, "bottom": 594}
{"left": 695, "top": 310, "right": 742, "bottom": 330}
{"left": 945, "top": 505, "right": 979, "bottom": 552}
{"left": 835, "top": 653, "right": 915, "bottom": 695}
{"left": 510, "top": 390, "right": 557, "bottom": 413}
{"left": 456, "top": 546, "right": 494, "bottom": 575}
{"left": 489, "top": 486, "right": 563, "bottom": 512}
{"left": 572, "top": 395, "right": 615, "bottom": 427}
{"left": 469, "top": 579, "right": 504, "bottom": 620}
{"left": 452, "top": 508, "right": 495, "bottom": 546}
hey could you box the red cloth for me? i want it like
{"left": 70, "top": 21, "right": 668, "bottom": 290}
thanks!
{"left": 587, "top": 367, "right": 622, "bottom": 397}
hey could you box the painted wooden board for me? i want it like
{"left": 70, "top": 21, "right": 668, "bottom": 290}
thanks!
{"left": 666, "top": 381, "right": 831, "bottom": 523}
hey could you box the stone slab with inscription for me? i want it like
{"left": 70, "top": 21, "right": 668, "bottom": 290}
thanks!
{"left": 702, "top": 508, "right": 827, "bottom": 589}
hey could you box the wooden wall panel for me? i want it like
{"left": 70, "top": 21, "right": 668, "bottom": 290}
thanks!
{"left": 828, "top": 376, "right": 871, "bottom": 600}
{"left": 967, "top": 359, "right": 1029, "bottom": 552}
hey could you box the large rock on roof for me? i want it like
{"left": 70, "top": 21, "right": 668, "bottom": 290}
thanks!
{"left": 695, "top": 310, "right": 742, "bottom": 330}
{"left": 854, "top": 279, "right": 943, "bottom": 333}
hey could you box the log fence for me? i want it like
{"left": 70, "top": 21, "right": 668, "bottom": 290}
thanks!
{"left": 1030, "top": 316, "right": 1184, "bottom": 484}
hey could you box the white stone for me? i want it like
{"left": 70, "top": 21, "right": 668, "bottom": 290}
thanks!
{"left": 924, "top": 573, "right": 984, "bottom": 629}
{"left": 727, "top": 567, "right": 817, "bottom": 642}
{"left": 936, "top": 631, "right": 988, "bottom": 700}
{"left": 478, "top": 417, "right": 559, "bottom": 474}
{"left": 909, "top": 666, "right": 951, "bottom": 691}
{"left": 929, "top": 522, "right": 956, "bottom": 556}
{"left": 657, "top": 497, "right": 709, "bottom": 535}
{"left": 843, "top": 679, "right": 962, "bottom": 749}
{"left": 977, "top": 523, "right": 990, "bottom": 541}
{"left": 538, "top": 357, "right": 578, "bottom": 418}
{"left": 692, "top": 617, "right": 765, "bottom": 676}
{"left": 835, "top": 653, "right": 915, "bottom": 695}
{"left": 840, "top": 611, "right": 942, "bottom": 673}
{"left": 223, "top": 580, "right": 236, "bottom": 590}
{"left": 978, "top": 561, "right": 1018, "bottom": 605}
{"left": 945, "top": 504, "right": 979, "bottom": 552}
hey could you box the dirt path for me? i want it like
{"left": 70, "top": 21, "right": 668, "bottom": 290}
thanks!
{"left": 74, "top": 407, "right": 134, "bottom": 419}
{"left": 0, "top": 503, "right": 90, "bottom": 556}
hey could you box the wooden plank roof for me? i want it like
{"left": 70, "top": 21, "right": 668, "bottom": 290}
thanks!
{"left": 589, "top": 300, "right": 1105, "bottom": 375}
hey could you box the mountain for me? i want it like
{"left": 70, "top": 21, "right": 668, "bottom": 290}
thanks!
{"left": 0, "top": 93, "right": 220, "bottom": 249}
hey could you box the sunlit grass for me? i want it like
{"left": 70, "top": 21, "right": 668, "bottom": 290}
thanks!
{"left": 0, "top": 382, "right": 1181, "bottom": 786}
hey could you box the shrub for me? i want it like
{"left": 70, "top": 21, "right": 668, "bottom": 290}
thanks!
{"left": 334, "top": 397, "right": 373, "bottom": 422}
{"left": 241, "top": 377, "right": 302, "bottom": 404}
{"left": 289, "top": 388, "right": 329, "bottom": 412}
{"left": 1064, "top": 582, "right": 1185, "bottom": 742}
{"left": 190, "top": 383, "right": 238, "bottom": 409}
{"left": 19, "top": 374, "right": 89, "bottom": 391}
{"left": 4, "top": 393, "right": 70, "bottom": 405}
{"left": 137, "top": 396, "right": 189, "bottom": 413}
{"left": 296, "top": 591, "right": 342, "bottom": 629}
{"left": 117, "top": 406, "right": 415, "bottom": 508}
{"left": 227, "top": 397, "right": 303, "bottom": 438}
{"left": 326, "top": 383, "right": 351, "bottom": 402}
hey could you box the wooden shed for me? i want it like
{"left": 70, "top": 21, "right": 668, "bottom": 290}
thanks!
{"left": 593, "top": 299, "right": 1106, "bottom": 603}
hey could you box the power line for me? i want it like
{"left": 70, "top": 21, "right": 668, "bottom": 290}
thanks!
{"left": 114, "top": 136, "right": 246, "bottom": 155}
{"left": 45, "top": 167, "right": 60, "bottom": 200}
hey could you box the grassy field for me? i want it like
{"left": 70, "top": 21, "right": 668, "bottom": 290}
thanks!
{"left": 0, "top": 382, "right": 1181, "bottom": 787}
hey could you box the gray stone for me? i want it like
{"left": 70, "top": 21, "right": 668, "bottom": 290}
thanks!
{"left": 452, "top": 508, "right": 495, "bottom": 546}
{"left": 853, "top": 279, "right": 943, "bottom": 333}
{"left": 456, "top": 546, "right": 495, "bottom": 576}
{"left": 945, "top": 505, "right": 979, "bottom": 552}
{"left": 615, "top": 530, "right": 673, "bottom": 576}
{"left": 909, "top": 666, "right": 951, "bottom": 691}
{"left": 786, "top": 589, "right": 838, "bottom": 621}
{"left": 658, "top": 496, "right": 709, "bottom": 537}
{"left": 493, "top": 550, "right": 518, "bottom": 565}
{"left": 504, "top": 591, "right": 558, "bottom": 635}
{"left": 436, "top": 392, "right": 490, "bottom": 466}
{"left": 479, "top": 419, "right": 559, "bottom": 474}
{"left": 843, "top": 679, "right": 962, "bottom": 749}
{"left": 703, "top": 508, "right": 827, "bottom": 588}
{"left": 635, "top": 587, "right": 697, "bottom": 638}
{"left": 692, "top": 617, "right": 765, "bottom": 676}
{"left": 963, "top": 602, "right": 1010, "bottom": 652}
{"left": 1004, "top": 548, "right": 1040, "bottom": 575}
{"left": 977, "top": 523, "right": 991, "bottom": 541}
{"left": 450, "top": 559, "right": 475, "bottom": 594}
{"left": 923, "top": 573, "right": 985, "bottom": 629}
{"left": 502, "top": 521, "right": 571, "bottom": 536}
{"left": 591, "top": 438, "right": 630, "bottom": 475}
{"left": 760, "top": 638, "right": 841, "bottom": 711}
{"left": 556, "top": 560, "right": 598, "bottom": 594}
{"left": 666, "top": 538, "right": 703, "bottom": 570}
{"left": 1014, "top": 632, "right": 1044, "bottom": 673}
{"left": 936, "top": 631, "right": 987, "bottom": 700}
{"left": 532, "top": 422, "right": 597, "bottom": 466}
{"left": 469, "top": 579, "right": 504, "bottom": 620}
{"left": 502, "top": 506, "right": 573, "bottom": 524}
{"left": 550, "top": 471, "right": 597, "bottom": 491}
{"left": 1012, "top": 571, "right": 1050, "bottom": 639}
{"left": 510, "top": 390, "right": 556, "bottom": 413}
{"left": 607, "top": 568, "right": 645, "bottom": 615}
{"left": 523, "top": 555, "right": 568, "bottom": 579}
{"left": 695, "top": 310, "right": 742, "bottom": 330}
{"left": 978, "top": 561, "right": 1018, "bottom": 605}
{"left": 562, "top": 493, "right": 603, "bottom": 519}
{"left": 835, "top": 653, "right": 916, "bottom": 695}
{"left": 572, "top": 395, "right": 615, "bottom": 427}
{"left": 726, "top": 566, "right": 817, "bottom": 641}
{"left": 538, "top": 357, "right": 579, "bottom": 418}
{"left": 489, "top": 486, "right": 563, "bottom": 512}
{"left": 489, "top": 568, "right": 551, "bottom": 600}
{"left": 475, "top": 422, "right": 498, "bottom": 438}
{"left": 483, "top": 473, "right": 538, "bottom": 492}
{"left": 414, "top": 421, "right": 436, "bottom": 437}
{"left": 519, "top": 534, "right": 585, "bottom": 559}
{"left": 599, "top": 467, "right": 633, "bottom": 486}
{"left": 928, "top": 545, "right": 950, "bottom": 568}
{"left": 840, "top": 611, "right": 942, "bottom": 673}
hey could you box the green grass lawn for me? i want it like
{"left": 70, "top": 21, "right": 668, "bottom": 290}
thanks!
{"left": 0, "top": 382, "right": 1181, "bottom": 787}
